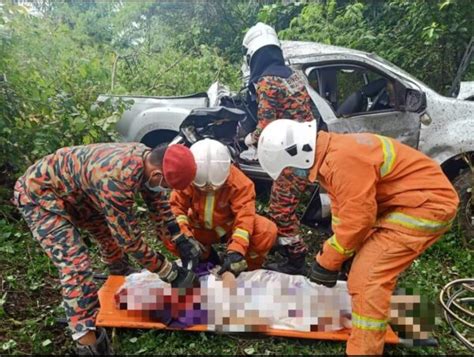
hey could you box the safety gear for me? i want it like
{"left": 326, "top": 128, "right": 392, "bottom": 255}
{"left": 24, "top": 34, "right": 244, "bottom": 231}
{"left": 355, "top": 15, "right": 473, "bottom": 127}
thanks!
{"left": 303, "top": 131, "right": 458, "bottom": 354}
{"left": 107, "top": 255, "right": 139, "bottom": 276}
{"left": 190, "top": 139, "right": 231, "bottom": 190}
{"left": 205, "top": 246, "right": 222, "bottom": 266}
{"left": 257, "top": 119, "right": 317, "bottom": 180}
{"left": 171, "top": 165, "right": 256, "bottom": 257}
{"left": 244, "top": 133, "right": 256, "bottom": 148}
{"left": 347, "top": 229, "right": 442, "bottom": 355}
{"left": 265, "top": 243, "right": 307, "bottom": 275}
{"left": 308, "top": 131, "right": 459, "bottom": 272}
{"left": 157, "top": 260, "right": 197, "bottom": 288}
{"left": 174, "top": 234, "right": 204, "bottom": 271}
{"left": 242, "top": 22, "right": 280, "bottom": 67}
{"left": 217, "top": 251, "right": 248, "bottom": 276}
{"left": 13, "top": 143, "right": 175, "bottom": 336}
{"left": 163, "top": 213, "right": 276, "bottom": 271}
{"left": 144, "top": 174, "right": 170, "bottom": 193}
{"left": 76, "top": 328, "right": 113, "bottom": 355}
{"left": 308, "top": 260, "right": 339, "bottom": 288}
{"left": 163, "top": 144, "right": 197, "bottom": 190}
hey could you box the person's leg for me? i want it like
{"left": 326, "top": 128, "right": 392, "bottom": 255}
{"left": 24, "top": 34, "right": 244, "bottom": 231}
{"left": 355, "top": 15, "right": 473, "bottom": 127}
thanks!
{"left": 245, "top": 215, "right": 277, "bottom": 270}
{"left": 18, "top": 203, "right": 108, "bottom": 351}
{"left": 346, "top": 228, "right": 441, "bottom": 355}
{"left": 266, "top": 167, "right": 309, "bottom": 274}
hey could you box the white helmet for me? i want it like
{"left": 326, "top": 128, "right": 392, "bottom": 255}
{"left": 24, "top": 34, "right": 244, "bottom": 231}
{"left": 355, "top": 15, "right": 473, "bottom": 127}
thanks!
{"left": 257, "top": 120, "right": 317, "bottom": 180}
{"left": 242, "top": 22, "right": 280, "bottom": 66}
{"left": 190, "top": 139, "right": 231, "bottom": 190}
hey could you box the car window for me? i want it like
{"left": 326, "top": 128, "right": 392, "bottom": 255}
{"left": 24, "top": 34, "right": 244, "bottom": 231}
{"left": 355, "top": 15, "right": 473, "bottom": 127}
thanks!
{"left": 304, "top": 64, "right": 397, "bottom": 118}
{"left": 336, "top": 68, "right": 366, "bottom": 108}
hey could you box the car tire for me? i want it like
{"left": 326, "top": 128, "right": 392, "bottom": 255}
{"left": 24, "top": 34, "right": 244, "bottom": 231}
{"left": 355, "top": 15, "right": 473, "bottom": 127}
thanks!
{"left": 453, "top": 169, "right": 473, "bottom": 246}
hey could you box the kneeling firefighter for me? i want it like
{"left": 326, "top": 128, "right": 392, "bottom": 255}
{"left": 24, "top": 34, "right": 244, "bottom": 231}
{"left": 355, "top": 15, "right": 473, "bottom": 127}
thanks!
{"left": 163, "top": 139, "right": 277, "bottom": 278}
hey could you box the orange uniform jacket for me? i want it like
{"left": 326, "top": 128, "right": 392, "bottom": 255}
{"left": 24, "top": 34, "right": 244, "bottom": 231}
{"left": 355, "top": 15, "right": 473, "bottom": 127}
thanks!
{"left": 309, "top": 132, "right": 459, "bottom": 271}
{"left": 170, "top": 165, "right": 256, "bottom": 256}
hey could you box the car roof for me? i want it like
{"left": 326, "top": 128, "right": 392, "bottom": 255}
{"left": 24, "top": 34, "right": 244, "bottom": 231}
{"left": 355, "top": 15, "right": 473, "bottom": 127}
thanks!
{"left": 281, "top": 40, "right": 369, "bottom": 60}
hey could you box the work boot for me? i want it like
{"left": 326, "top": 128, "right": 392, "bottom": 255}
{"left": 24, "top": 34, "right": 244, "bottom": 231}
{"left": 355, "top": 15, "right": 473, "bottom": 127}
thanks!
{"left": 107, "top": 255, "right": 139, "bottom": 276}
{"left": 76, "top": 328, "right": 113, "bottom": 355}
{"left": 264, "top": 243, "right": 308, "bottom": 276}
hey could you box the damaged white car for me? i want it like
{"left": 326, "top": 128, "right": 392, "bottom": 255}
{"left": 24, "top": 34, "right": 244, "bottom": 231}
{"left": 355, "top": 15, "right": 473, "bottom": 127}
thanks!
{"left": 98, "top": 40, "right": 474, "bottom": 238}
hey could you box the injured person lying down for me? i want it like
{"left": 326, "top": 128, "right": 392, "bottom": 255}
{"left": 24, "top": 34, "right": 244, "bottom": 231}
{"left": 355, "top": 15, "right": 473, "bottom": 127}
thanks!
{"left": 115, "top": 263, "right": 352, "bottom": 332}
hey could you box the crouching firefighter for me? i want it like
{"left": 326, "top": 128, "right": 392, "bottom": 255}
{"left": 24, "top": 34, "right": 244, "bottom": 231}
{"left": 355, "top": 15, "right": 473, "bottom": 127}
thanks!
{"left": 257, "top": 120, "right": 459, "bottom": 355}
{"left": 13, "top": 143, "right": 198, "bottom": 355}
{"left": 241, "top": 22, "right": 328, "bottom": 275}
{"left": 163, "top": 139, "right": 277, "bottom": 278}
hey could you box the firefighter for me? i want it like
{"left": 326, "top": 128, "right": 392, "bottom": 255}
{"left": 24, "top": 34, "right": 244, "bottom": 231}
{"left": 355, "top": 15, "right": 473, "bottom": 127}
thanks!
{"left": 12, "top": 143, "right": 197, "bottom": 355}
{"left": 257, "top": 119, "right": 459, "bottom": 355}
{"left": 242, "top": 22, "right": 327, "bottom": 275}
{"left": 164, "top": 139, "right": 277, "bottom": 277}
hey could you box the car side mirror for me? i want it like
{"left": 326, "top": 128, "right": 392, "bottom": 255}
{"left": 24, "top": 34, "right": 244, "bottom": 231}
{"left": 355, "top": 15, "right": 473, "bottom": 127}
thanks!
{"left": 405, "top": 89, "right": 427, "bottom": 113}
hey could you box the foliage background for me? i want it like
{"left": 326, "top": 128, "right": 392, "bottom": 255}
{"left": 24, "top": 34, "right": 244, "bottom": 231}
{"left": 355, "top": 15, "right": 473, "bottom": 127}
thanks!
{"left": 0, "top": 0, "right": 472, "bottom": 354}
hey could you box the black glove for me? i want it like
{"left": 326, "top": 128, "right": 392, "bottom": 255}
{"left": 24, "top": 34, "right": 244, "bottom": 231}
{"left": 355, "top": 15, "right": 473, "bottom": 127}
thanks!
{"left": 174, "top": 234, "right": 203, "bottom": 271}
{"left": 308, "top": 260, "right": 339, "bottom": 288}
{"left": 217, "top": 251, "right": 248, "bottom": 277}
{"left": 158, "top": 260, "right": 198, "bottom": 288}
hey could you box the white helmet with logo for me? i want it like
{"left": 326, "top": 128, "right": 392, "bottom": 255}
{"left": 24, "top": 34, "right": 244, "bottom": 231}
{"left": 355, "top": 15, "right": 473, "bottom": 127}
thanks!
{"left": 190, "top": 139, "right": 231, "bottom": 190}
{"left": 242, "top": 22, "right": 280, "bottom": 66}
{"left": 257, "top": 120, "right": 317, "bottom": 180}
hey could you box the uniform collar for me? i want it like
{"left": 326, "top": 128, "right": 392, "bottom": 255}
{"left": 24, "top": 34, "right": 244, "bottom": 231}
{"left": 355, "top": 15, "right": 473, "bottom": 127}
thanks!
{"left": 308, "top": 131, "right": 331, "bottom": 183}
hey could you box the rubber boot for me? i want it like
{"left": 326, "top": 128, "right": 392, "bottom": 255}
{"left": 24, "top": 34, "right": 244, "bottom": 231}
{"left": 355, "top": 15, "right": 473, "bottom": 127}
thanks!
{"left": 76, "top": 328, "right": 113, "bottom": 355}
{"left": 107, "top": 255, "right": 139, "bottom": 276}
{"left": 264, "top": 242, "right": 308, "bottom": 276}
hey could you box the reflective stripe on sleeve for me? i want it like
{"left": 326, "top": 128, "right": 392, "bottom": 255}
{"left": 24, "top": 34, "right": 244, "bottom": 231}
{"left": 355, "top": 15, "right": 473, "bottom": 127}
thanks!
{"left": 332, "top": 215, "right": 341, "bottom": 226}
{"left": 328, "top": 234, "right": 355, "bottom": 257}
{"left": 232, "top": 227, "right": 250, "bottom": 243}
{"left": 376, "top": 135, "right": 396, "bottom": 177}
{"left": 176, "top": 215, "right": 189, "bottom": 224}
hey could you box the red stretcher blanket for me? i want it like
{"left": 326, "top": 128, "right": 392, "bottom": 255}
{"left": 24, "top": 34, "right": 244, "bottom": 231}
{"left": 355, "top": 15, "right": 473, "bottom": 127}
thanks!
{"left": 96, "top": 270, "right": 401, "bottom": 344}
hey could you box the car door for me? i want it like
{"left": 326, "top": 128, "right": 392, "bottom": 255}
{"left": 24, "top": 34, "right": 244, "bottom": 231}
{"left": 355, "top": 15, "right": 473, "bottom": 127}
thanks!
{"left": 300, "top": 62, "right": 421, "bottom": 148}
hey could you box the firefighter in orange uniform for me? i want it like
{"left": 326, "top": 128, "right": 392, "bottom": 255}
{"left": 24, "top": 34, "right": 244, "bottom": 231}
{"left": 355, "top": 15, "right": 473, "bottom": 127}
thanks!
{"left": 163, "top": 139, "right": 277, "bottom": 277}
{"left": 257, "top": 119, "right": 459, "bottom": 355}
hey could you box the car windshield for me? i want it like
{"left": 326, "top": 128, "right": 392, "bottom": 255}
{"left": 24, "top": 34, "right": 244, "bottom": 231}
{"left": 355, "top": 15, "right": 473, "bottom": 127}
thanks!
{"left": 367, "top": 53, "right": 434, "bottom": 91}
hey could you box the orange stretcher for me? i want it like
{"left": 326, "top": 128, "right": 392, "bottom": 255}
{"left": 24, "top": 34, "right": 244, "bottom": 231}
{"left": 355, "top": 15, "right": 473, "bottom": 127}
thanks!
{"left": 96, "top": 276, "right": 400, "bottom": 344}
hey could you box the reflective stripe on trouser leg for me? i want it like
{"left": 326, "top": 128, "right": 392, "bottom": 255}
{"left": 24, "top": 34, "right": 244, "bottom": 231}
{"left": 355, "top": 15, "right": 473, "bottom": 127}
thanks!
{"left": 269, "top": 167, "right": 309, "bottom": 239}
{"left": 346, "top": 228, "right": 442, "bottom": 355}
{"left": 19, "top": 204, "right": 99, "bottom": 335}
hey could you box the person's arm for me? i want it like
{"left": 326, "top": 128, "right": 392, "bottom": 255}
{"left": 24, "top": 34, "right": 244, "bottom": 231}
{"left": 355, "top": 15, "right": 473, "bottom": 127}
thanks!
{"left": 169, "top": 188, "right": 194, "bottom": 238}
{"left": 99, "top": 178, "right": 165, "bottom": 272}
{"left": 252, "top": 76, "right": 284, "bottom": 143}
{"left": 141, "top": 188, "right": 174, "bottom": 241}
{"left": 227, "top": 171, "right": 256, "bottom": 256}
{"left": 316, "top": 158, "right": 378, "bottom": 272}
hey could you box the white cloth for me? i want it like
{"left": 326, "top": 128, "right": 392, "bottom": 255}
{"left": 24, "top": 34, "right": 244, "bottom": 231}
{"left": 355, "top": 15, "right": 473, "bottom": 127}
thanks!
{"left": 116, "top": 268, "right": 352, "bottom": 332}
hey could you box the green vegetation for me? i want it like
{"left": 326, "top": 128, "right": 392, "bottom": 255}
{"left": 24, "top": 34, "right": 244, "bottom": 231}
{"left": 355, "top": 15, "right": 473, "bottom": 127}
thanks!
{"left": 0, "top": 0, "right": 472, "bottom": 355}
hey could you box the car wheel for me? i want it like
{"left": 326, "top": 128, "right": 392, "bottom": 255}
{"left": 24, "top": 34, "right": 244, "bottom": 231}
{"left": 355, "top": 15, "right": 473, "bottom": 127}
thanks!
{"left": 453, "top": 169, "right": 473, "bottom": 246}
